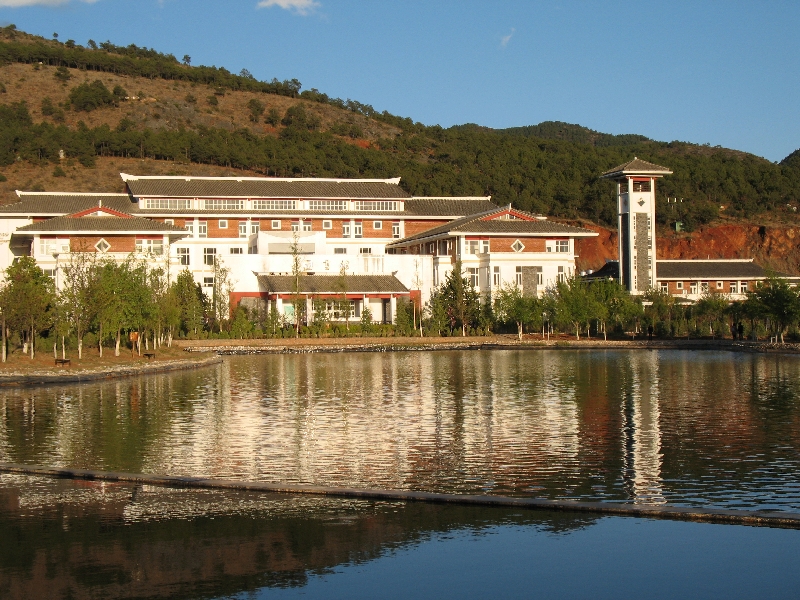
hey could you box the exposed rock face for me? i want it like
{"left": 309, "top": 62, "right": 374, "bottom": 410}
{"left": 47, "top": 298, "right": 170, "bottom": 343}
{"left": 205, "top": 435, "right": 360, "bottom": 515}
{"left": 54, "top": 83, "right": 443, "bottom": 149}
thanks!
{"left": 575, "top": 224, "right": 800, "bottom": 275}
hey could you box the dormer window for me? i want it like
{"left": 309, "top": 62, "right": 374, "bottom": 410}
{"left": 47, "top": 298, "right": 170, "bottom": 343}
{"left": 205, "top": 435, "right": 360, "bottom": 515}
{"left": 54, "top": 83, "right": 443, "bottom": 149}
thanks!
{"left": 95, "top": 239, "right": 110, "bottom": 253}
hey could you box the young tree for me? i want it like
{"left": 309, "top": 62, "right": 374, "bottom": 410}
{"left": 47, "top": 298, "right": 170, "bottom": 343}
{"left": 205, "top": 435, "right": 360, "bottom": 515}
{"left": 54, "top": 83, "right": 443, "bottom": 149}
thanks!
{"left": 290, "top": 232, "right": 303, "bottom": 337}
{"left": 753, "top": 275, "right": 800, "bottom": 343}
{"left": 336, "top": 261, "right": 350, "bottom": 333}
{"left": 438, "top": 260, "right": 480, "bottom": 336}
{"left": 494, "top": 283, "right": 537, "bottom": 340}
{"left": 550, "top": 276, "right": 596, "bottom": 340}
{"left": 60, "top": 250, "right": 98, "bottom": 359}
{"left": 172, "top": 269, "right": 205, "bottom": 337}
{"left": 212, "top": 255, "right": 233, "bottom": 333}
{"left": 695, "top": 291, "right": 729, "bottom": 338}
{"left": 0, "top": 257, "right": 56, "bottom": 359}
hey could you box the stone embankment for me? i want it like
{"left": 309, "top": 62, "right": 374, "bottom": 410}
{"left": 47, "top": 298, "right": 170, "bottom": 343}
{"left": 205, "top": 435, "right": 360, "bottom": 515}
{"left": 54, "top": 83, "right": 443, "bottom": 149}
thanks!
{"left": 176, "top": 336, "right": 800, "bottom": 356}
{"left": 0, "top": 354, "right": 222, "bottom": 387}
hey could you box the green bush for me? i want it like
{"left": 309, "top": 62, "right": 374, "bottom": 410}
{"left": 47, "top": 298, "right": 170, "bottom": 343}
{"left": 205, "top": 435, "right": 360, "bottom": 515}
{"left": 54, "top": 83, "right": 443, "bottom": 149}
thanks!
{"left": 69, "top": 80, "right": 115, "bottom": 111}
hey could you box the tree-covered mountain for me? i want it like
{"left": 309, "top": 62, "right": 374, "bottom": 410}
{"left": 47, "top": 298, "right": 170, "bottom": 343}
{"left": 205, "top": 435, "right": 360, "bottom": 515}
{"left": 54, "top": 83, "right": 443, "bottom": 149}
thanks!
{"left": 1, "top": 24, "right": 799, "bottom": 234}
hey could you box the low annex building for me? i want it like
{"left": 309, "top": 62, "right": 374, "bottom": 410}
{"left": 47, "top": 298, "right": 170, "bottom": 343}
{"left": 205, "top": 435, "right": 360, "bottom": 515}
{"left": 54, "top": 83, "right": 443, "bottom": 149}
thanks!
{"left": 0, "top": 173, "right": 599, "bottom": 323}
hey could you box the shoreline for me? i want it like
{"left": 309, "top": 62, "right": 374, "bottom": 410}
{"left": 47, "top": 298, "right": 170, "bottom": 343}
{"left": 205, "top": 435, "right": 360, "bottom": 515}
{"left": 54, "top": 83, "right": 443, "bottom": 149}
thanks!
{"left": 1, "top": 337, "right": 798, "bottom": 386}
{"left": 0, "top": 354, "right": 223, "bottom": 387}
{"left": 176, "top": 336, "right": 800, "bottom": 356}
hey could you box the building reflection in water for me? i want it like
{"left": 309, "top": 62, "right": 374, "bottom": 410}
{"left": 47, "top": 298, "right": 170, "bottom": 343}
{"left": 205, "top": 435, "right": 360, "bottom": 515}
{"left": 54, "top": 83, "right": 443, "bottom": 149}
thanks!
{"left": 1, "top": 350, "right": 800, "bottom": 509}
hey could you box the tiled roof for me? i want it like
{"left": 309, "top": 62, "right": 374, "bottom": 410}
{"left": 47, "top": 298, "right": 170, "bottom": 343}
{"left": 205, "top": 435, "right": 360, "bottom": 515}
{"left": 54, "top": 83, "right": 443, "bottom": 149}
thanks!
{"left": 15, "top": 215, "right": 189, "bottom": 234}
{"left": 257, "top": 275, "right": 409, "bottom": 294}
{"left": 389, "top": 208, "right": 597, "bottom": 245}
{"left": 656, "top": 260, "right": 769, "bottom": 279}
{"left": 600, "top": 157, "right": 672, "bottom": 178}
{"left": 0, "top": 195, "right": 137, "bottom": 215}
{"left": 124, "top": 176, "right": 412, "bottom": 199}
{"left": 403, "top": 198, "right": 497, "bottom": 216}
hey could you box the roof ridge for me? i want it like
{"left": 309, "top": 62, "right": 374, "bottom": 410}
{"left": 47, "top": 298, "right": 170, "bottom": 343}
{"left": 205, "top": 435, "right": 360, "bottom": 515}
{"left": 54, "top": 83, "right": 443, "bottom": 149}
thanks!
{"left": 121, "top": 172, "right": 402, "bottom": 185}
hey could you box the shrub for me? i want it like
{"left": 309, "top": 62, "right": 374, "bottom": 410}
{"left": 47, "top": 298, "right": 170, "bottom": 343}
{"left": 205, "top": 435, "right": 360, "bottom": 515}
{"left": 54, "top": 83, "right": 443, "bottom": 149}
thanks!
{"left": 54, "top": 66, "right": 71, "bottom": 82}
{"left": 69, "top": 80, "right": 115, "bottom": 111}
{"left": 185, "top": 93, "right": 197, "bottom": 104}
{"left": 52, "top": 166, "right": 66, "bottom": 177}
{"left": 206, "top": 95, "right": 218, "bottom": 107}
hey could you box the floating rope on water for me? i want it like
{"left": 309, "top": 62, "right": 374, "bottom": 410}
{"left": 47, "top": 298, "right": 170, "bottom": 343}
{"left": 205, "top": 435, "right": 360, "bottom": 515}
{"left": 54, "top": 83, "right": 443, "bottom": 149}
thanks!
{"left": 2, "top": 462, "right": 799, "bottom": 530}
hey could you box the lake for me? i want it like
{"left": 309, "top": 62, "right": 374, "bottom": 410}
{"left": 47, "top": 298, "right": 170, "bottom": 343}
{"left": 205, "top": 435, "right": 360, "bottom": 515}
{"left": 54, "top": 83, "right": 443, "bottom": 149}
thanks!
{"left": 2, "top": 349, "right": 800, "bottom": 598}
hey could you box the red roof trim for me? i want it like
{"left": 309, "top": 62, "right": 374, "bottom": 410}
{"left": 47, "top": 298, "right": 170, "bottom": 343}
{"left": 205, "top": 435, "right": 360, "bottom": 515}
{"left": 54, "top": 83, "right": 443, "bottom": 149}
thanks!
{"left": 69, "top": 206, "right": 132, "bottom": 219}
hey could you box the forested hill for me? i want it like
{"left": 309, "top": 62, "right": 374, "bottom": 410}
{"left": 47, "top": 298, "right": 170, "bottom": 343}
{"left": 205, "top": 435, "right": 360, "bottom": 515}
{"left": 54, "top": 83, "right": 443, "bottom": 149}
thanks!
{"left": 1, "top": 24, "right": 800, "bottom": 233}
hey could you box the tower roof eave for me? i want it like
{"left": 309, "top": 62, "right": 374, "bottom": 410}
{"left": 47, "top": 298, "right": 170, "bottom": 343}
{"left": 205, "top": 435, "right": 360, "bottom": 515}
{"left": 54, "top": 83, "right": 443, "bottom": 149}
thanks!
{"left": 600, "top": 157, "right": 672, "bottom": 179}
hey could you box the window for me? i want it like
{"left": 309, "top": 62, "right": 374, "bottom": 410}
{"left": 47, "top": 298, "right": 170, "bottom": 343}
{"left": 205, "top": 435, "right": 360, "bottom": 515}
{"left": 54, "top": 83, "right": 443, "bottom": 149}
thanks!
{"left": 322, "top": 220, "right": 332, "bottom": 230}
{"left": 554, "top": 240, "right": 569, "bottom": 253}
{"left": 660, "top": 283, "right": 669, "bottom": 293}
{"left": 239, "top": 222, "right": 248, "bottom": 238}
{"left": 740, "top": 281, "right": 748, "bottom": 293}
{"left": 204, "top": 199, "right": 244, "bottom": 210}
{"left": 701, "top": 282, "right": 709, "bottom": 293}
{"left": 203, "top": 277, "right": 214, "bottom": 288}
{"left": 676, "top": 281, "right": 684, "bottom": 290}
{"left": 392, "top": 222, "right": 400, "bottom": 239}
{"left": 493, "top": 266, "right": 500, "bottom": 286}
{"left": 271, "top": 220, "right": 281, "bottom": 230}
{"left": 690, "top": 282, "right": 698, "bottom": 294}
{"left": 185, "top": 221, "right": 194, "bottom": 236}
{"left": 203, "top": 247, "right": 216, "bottom": 266}
{"left": 558, "top": 266, "right": 566, "bottom": 283}
{"left": 428, "top": 243, "right": 435, "bottom": 255}
{"left": 308, "top": 199, "right": 348, "bottom": 211}
{"left": 39, "top": 239, "right": 70, "bottom": 256}
{"left": 218, "top": 219, "right": 228, "bottom": 229}
{"left": 251, "top": 221, "right": 260, "bottom": 235}
{"left": 716, "top": 281, "right": 724, "bottom": 290}
{"left": 136, "top": 238, "right": 164, "bottom": 255}
{"left": 230, "top": 247, "right": 243, "bottom": 255}
{"left": 353, "top": 200, "right": 398, "bottom": 211}
{"left": 142, "top": 198, "right": 192, "bottom": 210}
{"left": 334, "top": 248, "right": 347, "bottom": 254}
{"left": 95, "top": 239, "right": 110, "bottom": 253}
{"left": 730, "top": 281, "right": 738, "bottom": 293}
{"left": 511, "top": 240, "right": 525, "bottom": 253}
{"left": 164, "top": 219, "right": 174, "bottom": 226}
{"left": 537, "top": 272, "right": 543, "bottom": 286}
{"left": 177, "top": 247, "right": 190, "bottom": 265}
{"left": 252, "top": 199, "right": 295, "bottom": 210}
{"left": 481, "top": 240, "right": 489, "bottom": 254}
{"left": 342, "top": 223, "right": 351, "bottom": 238}
{"left": 198, "top": 221, "right": 208, "bottom": 238}
{"left": 516, "top": 266, "right": 523, "bottom": 286}
{"left": 303, "top": 220, "right": 312, "bottom": 232}
{"left": 354, "top": 222, "right": 363, "bottom": 238}
{"left": 468, "top": 240, "right": 480, "bottom": 254}
{"left": 632, "top": 180, "right": 652, "bottom": 193}
{"left": 468, "top": 267, "right": 479, "bottom": 288}
{"left": 291, "top": 220, "right": 300, "bottom": 232}
{"left": 373, "top": 221, "right": 382, "bottom": 230}
{"left": 359, "top": 247, "right": 372, "bottom": 254}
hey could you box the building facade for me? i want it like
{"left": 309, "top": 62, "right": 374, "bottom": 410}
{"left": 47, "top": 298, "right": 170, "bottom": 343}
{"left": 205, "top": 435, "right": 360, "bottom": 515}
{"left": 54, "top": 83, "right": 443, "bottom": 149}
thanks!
{"left": 0, "top": 173, "right": 598, "bottom": 323}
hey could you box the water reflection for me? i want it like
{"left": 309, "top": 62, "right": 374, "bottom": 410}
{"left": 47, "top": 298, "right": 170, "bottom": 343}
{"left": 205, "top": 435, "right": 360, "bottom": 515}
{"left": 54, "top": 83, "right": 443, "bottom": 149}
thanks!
{"left": 1, "top": 350, "right": 800, "bottom": 510}
{"left": 0, "top": 475, "right": 597, "bottom": 599}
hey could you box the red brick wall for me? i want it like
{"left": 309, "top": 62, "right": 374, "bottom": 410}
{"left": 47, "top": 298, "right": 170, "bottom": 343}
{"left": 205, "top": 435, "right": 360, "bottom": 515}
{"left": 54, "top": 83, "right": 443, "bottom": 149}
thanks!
{"left": 70, "top": 235, "right": 137, "bottom": 253}
{"left": 489, "top": 237, "right": 547, "bottom": 253}
{"left": 404, "top": 220, "right": 448, "bottom": 237}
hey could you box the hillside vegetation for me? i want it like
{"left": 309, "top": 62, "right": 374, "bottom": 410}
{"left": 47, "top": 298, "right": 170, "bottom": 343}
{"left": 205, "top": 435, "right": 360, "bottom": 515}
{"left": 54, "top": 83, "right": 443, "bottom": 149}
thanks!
{"left": 1, "top": 25, "right": 800, "bottom": 235}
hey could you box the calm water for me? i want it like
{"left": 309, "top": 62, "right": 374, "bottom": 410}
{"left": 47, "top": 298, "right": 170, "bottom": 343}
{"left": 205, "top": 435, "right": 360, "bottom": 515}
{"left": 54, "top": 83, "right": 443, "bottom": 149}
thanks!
{"left": 2, "top": 475, "right": 800, "bottom": 599}
{"left": 2, "top": 349, "right": 800, "bottom": 510}
{"left": 3, "top": 349, "right": 800, "bottom": 599}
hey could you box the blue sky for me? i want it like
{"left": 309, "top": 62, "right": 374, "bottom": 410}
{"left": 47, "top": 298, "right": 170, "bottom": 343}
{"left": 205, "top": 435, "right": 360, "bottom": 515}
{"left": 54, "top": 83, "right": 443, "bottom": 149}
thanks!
{"left": 1, "top": 0, "right": 798, "bottom": 162}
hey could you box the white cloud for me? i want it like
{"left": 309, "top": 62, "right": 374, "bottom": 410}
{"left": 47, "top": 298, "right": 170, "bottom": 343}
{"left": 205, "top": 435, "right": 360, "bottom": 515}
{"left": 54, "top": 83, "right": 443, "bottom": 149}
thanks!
{"left": 500, "top": 28, "right": 515, "bottom": 47}
{"left": 257, "top": 0, "right": 319, "bottom": 16}
{"left": 0, "top": 0, "right": 98, "bottom": 6}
